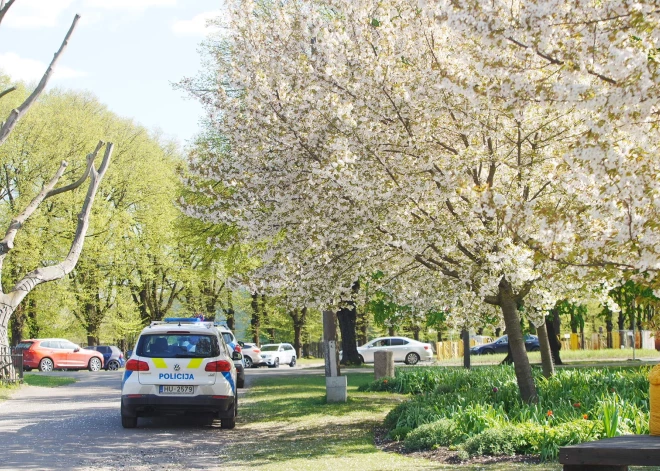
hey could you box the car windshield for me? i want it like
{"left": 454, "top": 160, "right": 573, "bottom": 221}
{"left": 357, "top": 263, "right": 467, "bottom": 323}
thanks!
{"left": 136, "top": 334, "right": 220, "bottom": 358}
{"left": 261, "top": 345, "right": 280, "bottom": 352}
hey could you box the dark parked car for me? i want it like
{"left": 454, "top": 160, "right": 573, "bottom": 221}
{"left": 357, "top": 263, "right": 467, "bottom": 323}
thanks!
{"left": 470, "top": 334, "right": 540, "bottom": 355}
{"left": 84, "top": 345, "right": 126, "bottom": 370}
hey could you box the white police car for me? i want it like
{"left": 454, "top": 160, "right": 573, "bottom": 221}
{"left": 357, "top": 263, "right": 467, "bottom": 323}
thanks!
{"left": 214, "top": 323, "right": 245, "bottom": 388}
{"left": 120, "top": 318, "right": 240, "bottom": 429}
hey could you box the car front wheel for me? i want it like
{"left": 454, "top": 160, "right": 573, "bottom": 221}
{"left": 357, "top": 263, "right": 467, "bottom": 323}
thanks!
{"left": 88, "top": 357, "right": 102, "bottom": 372}
{"left": 404, "top": 352, "right": 420, "bottom": 365}
{"left": 39, "top": 358, "right": 54, "bottom": 372}
{"left": 107, "top": 359, "right": 120, "bottom": 371}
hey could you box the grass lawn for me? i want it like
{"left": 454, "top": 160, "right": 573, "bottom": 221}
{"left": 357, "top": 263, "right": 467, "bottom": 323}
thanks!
{"left": 436, "top": 348, "right": 659, "bottom": 367}
{"left": 221, "top": 372, "right": 561, "bottom": 471}
{"left": 22, "top": 374, "right": 77, "bottom": 387}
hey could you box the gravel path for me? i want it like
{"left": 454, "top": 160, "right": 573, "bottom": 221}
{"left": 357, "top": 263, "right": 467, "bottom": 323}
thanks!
{"left": 0, "top": 371, "right": 248, "bottom": 471}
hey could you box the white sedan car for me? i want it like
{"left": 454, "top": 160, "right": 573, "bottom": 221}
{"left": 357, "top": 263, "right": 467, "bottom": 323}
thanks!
{"left": 358, "top": 336, "right": 434, "bottom": 365}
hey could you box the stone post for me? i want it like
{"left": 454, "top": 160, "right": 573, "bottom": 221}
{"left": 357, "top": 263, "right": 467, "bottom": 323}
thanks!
{"left": 323, "top": 310, "right": 346, "bottom": 403}
{"left": 374, "top": 350, "right": 394, "bottom": 380}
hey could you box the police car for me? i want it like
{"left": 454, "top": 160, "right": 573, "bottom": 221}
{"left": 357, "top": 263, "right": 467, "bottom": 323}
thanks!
{"left": 214, "top": 323, "right": 245, "bottom": 389}
{"left": 120, "top": 318, "right": 240, "bottom": 429}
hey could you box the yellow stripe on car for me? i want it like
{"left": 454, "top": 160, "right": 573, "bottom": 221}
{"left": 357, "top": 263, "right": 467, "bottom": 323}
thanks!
{"left": 188, "top": 358, "right": 202, "bottom": 369}
{"left": 152, "top": 358, "right": 167, "bottom": 369}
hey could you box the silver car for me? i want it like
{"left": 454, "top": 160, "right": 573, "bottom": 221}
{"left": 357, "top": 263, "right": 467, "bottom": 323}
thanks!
{"left": 357, "top": 336, "right": 433, "bottom": 365}
{"left": 238, "top": 342, "right": 263, "bottom": 368}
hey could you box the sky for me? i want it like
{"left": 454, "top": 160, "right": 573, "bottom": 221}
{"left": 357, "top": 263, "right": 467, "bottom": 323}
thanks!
{"left": 0, "top": 0, "right": 225, "bottom": 147}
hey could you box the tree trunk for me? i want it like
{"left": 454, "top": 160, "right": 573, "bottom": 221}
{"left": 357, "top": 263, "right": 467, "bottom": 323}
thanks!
{"left": 294, "top": 308, "right": 305, "bottom": 358}
{"left": 225, "top": 290, "right": 235, "bottom": 330}
{"left": 337, "top": 302, "right": 361, "bottom": 365}
{"left": 250, "top": 293, "right": 260, "bottom": 345}
{"left": 546, "top": 312, "right": 563, "bottom": 365}
{"left": 388, "top": 326, "right": 395, "bottom": 336}
{"left": 26, "top": 298, "right": 39, "bottom": 339}
{"left": 495, "top": 327, "right": 502, "bottom": 337}
{"left": 437, "top": 330, "right": 443, "bottom": 342}
{"left": 536, "top": 321, "right": 554, "bottom": 378}
{"left": 412, "top": 325, "right": 420, "bottom": 341}
{"left": 498, "top": 277, "right": 538, "bottom": 403}
{"left": 9, "top": 303, "right": 25, "bottom": 346}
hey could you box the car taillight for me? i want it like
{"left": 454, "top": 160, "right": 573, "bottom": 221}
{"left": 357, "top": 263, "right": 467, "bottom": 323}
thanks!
{"left": 126, "top": 359, "right": 150, "bottom": 371}
{"left": 205, "top": 360, "right": 232, "bottom": 372}
{"left": 254, "top": 348, "right": 260, "bottom": 353}
{"left": 233, "top": 345, "right": 241, "bottom": 353}
{"left": 119, "top": 353, "right": 124, "bottom": 359}
{"left": 424, "top": 345, "right": 430, "bottom": 350}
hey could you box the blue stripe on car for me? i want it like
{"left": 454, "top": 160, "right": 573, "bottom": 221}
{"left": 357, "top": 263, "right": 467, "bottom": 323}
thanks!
{"left": 222, "top": 371, "right": 235, "bottom": 393}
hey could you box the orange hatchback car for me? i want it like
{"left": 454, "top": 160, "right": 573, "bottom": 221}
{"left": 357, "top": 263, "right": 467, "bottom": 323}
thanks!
{"left": 19, "top": 339, "right": 104, "bottom": 372}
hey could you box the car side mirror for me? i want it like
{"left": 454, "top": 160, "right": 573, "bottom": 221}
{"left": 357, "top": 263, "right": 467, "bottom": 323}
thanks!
{"left": 232, "top": 352, "right": 243, "bottom": 361}
{"left": 74, "top": 348, "right": 80, "bottom": 352}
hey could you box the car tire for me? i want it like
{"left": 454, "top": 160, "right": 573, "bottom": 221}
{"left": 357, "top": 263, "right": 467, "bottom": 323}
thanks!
{"left": 244, "top": 356, "right": 253, "bottom": 368}
{"left": 121, "top": 414, "right": 137, "bottom": 428}
{"left": 274, "top": 357, "right": 280, "bottom": 368}
{"left": 404, "top": 352, "right": 420, "bottom": 365}
{"left": 121, "top": 401, "right": 137, "bottom": 428}
{"left": 358, "top": 355, "right": 364, "bottom": 364}
{"left": 221, "top": 395, "right": 237, "bottom": 429}
{"left": 107, "top": 359, "right": 120, "bottom": 371}
{"left": 88, "top": 357, "right": 102, "bottom": 372}
{"left": 484, "top": 348, "right": 495, "bottom": 355}
{"left": 289, "top": 356, "right": 296, "bottom": 367}
{"left": 39, "top": 358, "right": 54, "bottom": 372}
{"left": 23, "top": 367, "right": 32, "bottom": 372}
{"left": 530, "top": 346, "right": 540, "bottom": 352}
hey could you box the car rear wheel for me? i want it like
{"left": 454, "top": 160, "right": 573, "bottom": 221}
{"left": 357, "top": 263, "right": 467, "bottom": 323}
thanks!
{"left": 483, "top": 348, "right": 495, "bottom": 355}
{"left": 404, "top": 352, "right": 420, "bottom": 365}
{"left": 39, "top": 358, "right": 54, "bottom": 372}
{"left": 221, "top": 395, "right": 237, "bottom": 429}
{"left": 106, "top": 359, "right": 120, "bottom": 371}
{"left": 88, "top": 357, "right": 102, "bottom": 372}
{"left": 274, "top": 357, "right": 280, "bottom": 368}
{"left": 289, "top": 356, "right": 296, "bottom": 367}
{"left": 243, "top": 356, "right": 253, "bottom": 368}
{"left": 358, "top": 355, "right": 364, "bottom": 364}
{"left": 121, "top": 402, "right": 137, "bottom": 428}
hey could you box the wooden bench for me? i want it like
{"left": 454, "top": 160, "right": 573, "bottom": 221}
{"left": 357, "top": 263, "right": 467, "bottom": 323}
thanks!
{"left": 559, "top": 435, "right": 660, "bottom": 470}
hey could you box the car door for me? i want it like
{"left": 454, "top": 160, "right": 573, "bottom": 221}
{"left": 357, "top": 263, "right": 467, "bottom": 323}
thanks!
{"left": 50, "top": 341, "right": 70, "bottom": 368}
{"left": 367, "top": 339, "right": 391, "bottom": 362}
{"left": 389, "top": 338, "right": 408, "bottom": 362}
{"left": 494, "top": 336, "right": 509, "bottom": 354}
{"left": 64, "top": 341, "right": 86, "bottom": 368}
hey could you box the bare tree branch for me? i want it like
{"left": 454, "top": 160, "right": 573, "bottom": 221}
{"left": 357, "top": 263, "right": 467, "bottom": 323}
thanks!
{"left": 0, "top": 14, "right": 80, "bottom": 146}
{"left": 11, "top": 143, "right": 113, "bottom": 300}
{"left": 0, "top": 0, "right": 15, "bottom": 26}
{"left": 0, "top": 86, "right": 16, "bottom": 101}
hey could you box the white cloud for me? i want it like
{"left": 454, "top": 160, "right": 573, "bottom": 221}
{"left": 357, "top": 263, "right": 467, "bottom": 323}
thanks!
{"left": 0, "top": 52, "right": 87, "bottom": 82}
{"left": 172, "top": 10, "right": 221, "bottom": 37}
{"left": 3, "top": 0, "right": 75, "bottom": 29}
{"left": 83, "top": 0, "right": 176, "bottom": 11}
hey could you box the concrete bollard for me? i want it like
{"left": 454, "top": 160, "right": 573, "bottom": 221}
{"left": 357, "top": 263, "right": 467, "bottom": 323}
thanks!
{"left": 326, "top": 376, "right": 347, "bottom": 403}
{"left": 374, "top": 350, "right": 394, "bottom": 380}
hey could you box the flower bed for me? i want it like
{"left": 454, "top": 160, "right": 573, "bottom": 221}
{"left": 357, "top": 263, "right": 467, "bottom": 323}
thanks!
{"left": 358, "top": 365, "right": 650, "bottom": 460}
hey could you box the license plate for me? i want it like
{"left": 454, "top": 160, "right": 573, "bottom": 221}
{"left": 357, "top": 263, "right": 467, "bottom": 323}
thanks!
{"left": 159, "top": 385, "right": 194, "bottom": 394}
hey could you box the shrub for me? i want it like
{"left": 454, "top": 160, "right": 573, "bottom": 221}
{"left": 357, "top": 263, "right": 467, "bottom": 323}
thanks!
{"left": 384, "top": 399, "right": 442, "bottom": 430}
{"left": 404, "top": 419, "right": 461, "bottom": 451}
{"left": 387, "top": 426, "right": 413, "bottom": 441}
{"left": 462, "top": 424, "right": 535, "bottom": 456}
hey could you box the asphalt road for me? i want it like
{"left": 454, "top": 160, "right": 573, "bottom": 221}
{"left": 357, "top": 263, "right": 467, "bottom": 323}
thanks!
{"left": 0, "top": 366, "right": 320, "bottom": 471}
